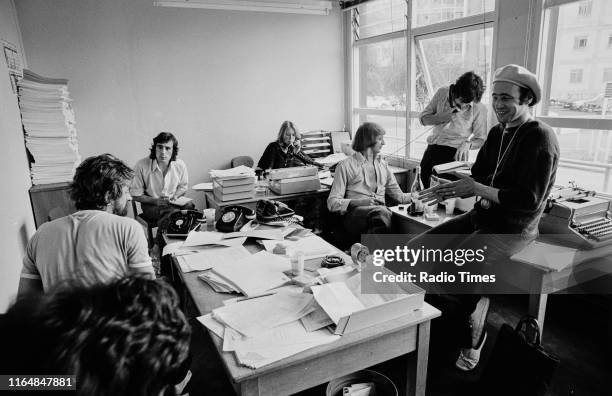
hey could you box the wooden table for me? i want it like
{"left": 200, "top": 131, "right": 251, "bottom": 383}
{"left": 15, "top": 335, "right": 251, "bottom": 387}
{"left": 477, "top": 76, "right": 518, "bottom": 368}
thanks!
{"left": 171, "top": 236, "right": 440, "bottom": 396}
{"left": 390, "top": 205, "right": 612, "bottom": 334}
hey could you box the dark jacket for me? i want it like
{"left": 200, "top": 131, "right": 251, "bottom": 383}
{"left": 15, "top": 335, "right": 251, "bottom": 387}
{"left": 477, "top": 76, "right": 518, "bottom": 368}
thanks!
{"left": 257, "top": 142, "right": 320, "bottom": 169}
{"left": 470, "top": 119, "right": 559, "bottom": 236}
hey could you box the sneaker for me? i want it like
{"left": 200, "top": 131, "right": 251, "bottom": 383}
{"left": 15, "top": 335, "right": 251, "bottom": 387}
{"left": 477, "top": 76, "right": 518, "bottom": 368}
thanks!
{"left": 455, "top": 331, "right": 487, "bottom": 371}
{"left": 470, "top": 297, "right": 490, "bottom": 348}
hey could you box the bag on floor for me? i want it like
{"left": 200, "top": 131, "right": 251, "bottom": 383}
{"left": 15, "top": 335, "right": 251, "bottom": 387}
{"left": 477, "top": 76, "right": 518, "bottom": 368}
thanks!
{"left": 479, "top": 315, "right": 560, "bottom": 396}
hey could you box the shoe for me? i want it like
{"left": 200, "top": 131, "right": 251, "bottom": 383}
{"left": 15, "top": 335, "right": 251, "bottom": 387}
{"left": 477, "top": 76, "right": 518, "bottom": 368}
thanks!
{"left": 470, "top": 297, "right": 490, "bottom": 348}
{"left": 455, "top": 331, "right": 487, "bottom": 371}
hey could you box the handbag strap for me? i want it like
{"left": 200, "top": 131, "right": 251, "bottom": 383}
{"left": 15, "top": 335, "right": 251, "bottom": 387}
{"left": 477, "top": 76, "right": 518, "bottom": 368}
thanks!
{"left": 515, "top": 315, "right": 542, "bottom": 347}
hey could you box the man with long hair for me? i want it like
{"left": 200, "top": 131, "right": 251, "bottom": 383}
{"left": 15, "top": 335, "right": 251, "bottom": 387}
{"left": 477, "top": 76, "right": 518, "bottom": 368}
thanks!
{"left": 2, "top": 276, "right": 191, "bottom": 396}
{"left": 19, "top": 154, "right": 153, "bottom": 297}
{"left": 130, "top": 132, "right": 192, "bottom": 222}
{"left": 328, "top": 122, "right": 411, "bottom": 234}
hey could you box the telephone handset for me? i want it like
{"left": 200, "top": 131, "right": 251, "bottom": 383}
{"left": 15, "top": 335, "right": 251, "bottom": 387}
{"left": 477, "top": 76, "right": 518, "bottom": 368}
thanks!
{"left": 216, "top": 205, "right": 256, "bottom": 233}
{"left": 165, "top": 209, "right": 204, "bottom": 237}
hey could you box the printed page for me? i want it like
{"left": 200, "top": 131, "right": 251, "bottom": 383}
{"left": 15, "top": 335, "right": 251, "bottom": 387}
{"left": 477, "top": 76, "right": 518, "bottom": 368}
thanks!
{"left": 311, "top": 282, "right": 365, "bottom": 324}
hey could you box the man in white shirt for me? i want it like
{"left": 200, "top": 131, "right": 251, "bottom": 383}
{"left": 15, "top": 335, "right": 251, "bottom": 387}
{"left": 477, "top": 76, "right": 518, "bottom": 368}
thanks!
{"left": 19, "top": 154, "right": 154, "bottom": 297}
{"left": 130, "top": 132, "right": 192, "bottom": 223}
{"left": 419, "top": 71, "right": 488, "bottom": 188}
{"left": 328, "top": 122, "right": 412, "bottom": 235}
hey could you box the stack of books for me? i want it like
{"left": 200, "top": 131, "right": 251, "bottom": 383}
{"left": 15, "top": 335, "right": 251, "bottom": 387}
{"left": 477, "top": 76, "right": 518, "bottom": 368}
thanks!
{"left": 210, "top": 165, "right": 255, "bottom": 201}
{"left": 17, "top": 70, "right": 80, "bottom": 185}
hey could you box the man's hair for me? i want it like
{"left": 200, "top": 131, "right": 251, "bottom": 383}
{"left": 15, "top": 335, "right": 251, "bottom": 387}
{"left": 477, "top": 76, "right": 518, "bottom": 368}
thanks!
{"left": 276, "top": 121, "right": 301, "bottom": 146}
{"left": 149, "top": 132, "right": 179, "bottom": 162}
{"left": 4, "top": 276, "right": 191, "bottom": 396}
{"left": 452, "top": 71, "right": 485, "bottom": 103}
{"left": 71, "top": 154, "right": 134, "bottom": 210}
{"left": 352, "top": 122, "right": 385, "bottom": 152}
{"left": 518, "top": 86, "right": 536, "bottom": 107}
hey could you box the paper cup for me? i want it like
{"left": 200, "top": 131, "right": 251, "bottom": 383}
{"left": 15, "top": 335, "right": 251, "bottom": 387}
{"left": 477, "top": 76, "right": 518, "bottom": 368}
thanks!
{"left": 445, "top": 198, "right": 456, "bottom": 215}
{"left": 291, "top": 251, "right": 305, "bottom": 276}
{"left": 203, "top": 208, "right": 216, "bottom": 227}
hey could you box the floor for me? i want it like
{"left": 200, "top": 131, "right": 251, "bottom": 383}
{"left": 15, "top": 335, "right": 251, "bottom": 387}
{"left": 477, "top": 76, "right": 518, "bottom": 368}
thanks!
{"left": 183, "top": 292, "right": 611, "bottom": 396}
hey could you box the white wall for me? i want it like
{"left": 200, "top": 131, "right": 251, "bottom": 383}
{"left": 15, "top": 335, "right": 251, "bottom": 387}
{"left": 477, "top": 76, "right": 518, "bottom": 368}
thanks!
{"left": 15, "top": 0, "right": 345, "bottom": 208}
{"left": 0, "top": 0, "right": 35, "bottom": 312}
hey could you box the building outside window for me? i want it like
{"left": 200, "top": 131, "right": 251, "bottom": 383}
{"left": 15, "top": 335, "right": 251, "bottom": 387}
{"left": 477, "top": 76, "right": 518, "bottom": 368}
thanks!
{"left": 570, "top": 69, "right": 583, "bottom": 83}
{"left": 578, "top": 0, "right": 592, "bottom": 16}
{"left": 574, "top": 36, "right": 588, "bottom": 49}
{"left": 538, "top": 0, "right": 612, "bottom": 194}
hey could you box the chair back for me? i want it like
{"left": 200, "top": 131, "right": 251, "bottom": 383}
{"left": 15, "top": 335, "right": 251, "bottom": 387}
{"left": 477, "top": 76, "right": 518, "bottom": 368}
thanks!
{"left": 231, "top": 156, "right": 254, "bottom": 168}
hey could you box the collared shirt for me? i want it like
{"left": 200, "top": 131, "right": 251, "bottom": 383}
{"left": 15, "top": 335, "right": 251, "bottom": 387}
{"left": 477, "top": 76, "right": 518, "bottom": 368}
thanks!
{"left": 21, "top": 210, "right": 152, "bottom": 291}
{"left": 130, "top": 157, "right": 188, "bottom": 199}
{"left": 419, "top": 86, "right": 488, "bottom": 149}
{"left": 327, "top": 152, "right": 411, "bottom": 214}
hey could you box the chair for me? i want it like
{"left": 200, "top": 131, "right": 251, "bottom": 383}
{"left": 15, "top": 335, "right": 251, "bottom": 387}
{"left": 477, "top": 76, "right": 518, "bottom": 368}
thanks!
{"left": 231, "top": 156, "right": 254, "bottom": 168}
{"left": 131, "top": 200, "right": 156, "bottom": 248}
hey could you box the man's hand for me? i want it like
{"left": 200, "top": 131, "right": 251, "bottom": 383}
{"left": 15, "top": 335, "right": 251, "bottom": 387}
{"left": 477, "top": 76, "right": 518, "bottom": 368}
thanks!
{"left": 454, "top": 142, "right": 470, "bottom": 161}
{"left": 433, "top": 110, "right": 454, "bottom": 125}
{"left": 349, "top": 197, "right": 385, "bottom": 209}
{"left": 418, "top": 171, "right": 477, "bottom": 205}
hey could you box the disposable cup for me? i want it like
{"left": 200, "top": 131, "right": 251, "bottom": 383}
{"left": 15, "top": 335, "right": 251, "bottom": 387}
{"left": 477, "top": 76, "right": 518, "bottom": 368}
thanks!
{"left": 203, "top": 208, "right": 216, "bottom": 228}
{"left": 445, "top": 198, "right": 456, "bottom": 216}
{"left": 291, "top": 251, "right": 305, "bottom": 276}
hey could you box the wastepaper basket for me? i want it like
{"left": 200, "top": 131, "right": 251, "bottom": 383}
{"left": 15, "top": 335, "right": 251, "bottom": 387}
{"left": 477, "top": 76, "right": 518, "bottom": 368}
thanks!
{"left": 326, "top": 369, "right": 398, "bottom": 396}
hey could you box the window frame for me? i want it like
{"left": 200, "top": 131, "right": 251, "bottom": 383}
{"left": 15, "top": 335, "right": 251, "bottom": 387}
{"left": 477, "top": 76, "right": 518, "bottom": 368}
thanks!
{"left": 345, "top": 0, "right": 497, "bottom": 159}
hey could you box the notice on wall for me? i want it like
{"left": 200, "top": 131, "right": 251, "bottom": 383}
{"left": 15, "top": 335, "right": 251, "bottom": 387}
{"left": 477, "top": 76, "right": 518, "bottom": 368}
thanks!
{"left": 1, "top": 39, "right": 22, "bottom": 94}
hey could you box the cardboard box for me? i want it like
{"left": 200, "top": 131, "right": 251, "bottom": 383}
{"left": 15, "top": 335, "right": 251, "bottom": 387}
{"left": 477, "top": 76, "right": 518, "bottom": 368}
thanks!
{"left": 269, "top": 175, "right": 321, "bottom": 195}
{"left": 334, "top": 282, "right": 425, "bottom": 335}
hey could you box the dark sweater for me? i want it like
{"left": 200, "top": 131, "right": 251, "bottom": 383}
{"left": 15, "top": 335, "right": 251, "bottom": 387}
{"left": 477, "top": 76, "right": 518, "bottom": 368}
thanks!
{"left": 470, "top": 119, "right": 559, "bottom": 236}
{"left": 257, "top": 142, "right": 319, "bottom": 169}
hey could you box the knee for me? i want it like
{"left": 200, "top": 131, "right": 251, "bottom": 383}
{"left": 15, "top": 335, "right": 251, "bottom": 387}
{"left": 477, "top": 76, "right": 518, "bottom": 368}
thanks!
{"left": 369, "top": 206, "right": 392, "bottom": 225}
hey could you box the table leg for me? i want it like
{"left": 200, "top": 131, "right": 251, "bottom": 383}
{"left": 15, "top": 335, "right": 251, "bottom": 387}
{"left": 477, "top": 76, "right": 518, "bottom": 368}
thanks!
{"left": 407, "top": 321, "right": 431, "bottom": 396}
{"left": 528, "top": 293, "right": 548, "bottom": 334}
{"left": 239, "top": 378, "right": 259, "bottom": 396}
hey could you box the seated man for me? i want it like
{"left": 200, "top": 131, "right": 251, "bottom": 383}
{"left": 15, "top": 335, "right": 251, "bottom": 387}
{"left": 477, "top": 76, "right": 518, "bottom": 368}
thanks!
{"left": 130, "top": 132, "right": 193, "bottom": 225}
{"left": 19, "top": 154, "right": 154, "bottom": 297}
{"left": 1, "top": 276, "right": 191, "bottom": 396}
{"left": 327, "top": 122, "right": 411, "bottom": 235}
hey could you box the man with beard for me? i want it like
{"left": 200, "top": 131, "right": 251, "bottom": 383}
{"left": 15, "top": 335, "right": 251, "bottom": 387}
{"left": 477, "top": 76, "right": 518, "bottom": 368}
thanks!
{"left": 19, "top": 154, "right": 154, "bottom": 297}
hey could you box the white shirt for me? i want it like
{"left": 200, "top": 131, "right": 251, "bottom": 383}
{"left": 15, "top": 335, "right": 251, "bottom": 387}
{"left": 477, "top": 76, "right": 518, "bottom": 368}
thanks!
{"left": 130, "top": 157, "right": 188, "bottom": 199}
{"left": 419, "top": 86, "right": 488, "bottom": 149}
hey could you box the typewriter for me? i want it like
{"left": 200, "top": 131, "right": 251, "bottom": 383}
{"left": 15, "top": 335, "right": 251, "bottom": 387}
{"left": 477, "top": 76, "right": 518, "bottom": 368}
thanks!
{"left": 539, "top": 184, "right": 612, "bottom": 249}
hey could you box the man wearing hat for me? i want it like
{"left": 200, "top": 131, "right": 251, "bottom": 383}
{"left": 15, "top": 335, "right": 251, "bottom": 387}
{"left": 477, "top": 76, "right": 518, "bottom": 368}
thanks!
{"left": 410, "top": 64, "right": 559, "bottom": 371}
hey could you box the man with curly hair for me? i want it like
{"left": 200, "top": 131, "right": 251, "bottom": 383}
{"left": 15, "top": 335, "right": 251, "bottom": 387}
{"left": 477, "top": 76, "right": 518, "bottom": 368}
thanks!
{"left": 2, "top": 276, "right": 191, "bottom": 396}
{"left": 19, "top": 154, "right": 154, "bottom": 297}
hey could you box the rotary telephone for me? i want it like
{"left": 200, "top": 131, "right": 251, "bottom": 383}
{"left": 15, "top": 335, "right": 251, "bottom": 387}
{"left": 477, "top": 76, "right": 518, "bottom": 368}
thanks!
{"left": 165, "top": 209, "right": 203, "bottom": 238}
{"left": 216, "top": 205, "right": 256, "bottom": 233}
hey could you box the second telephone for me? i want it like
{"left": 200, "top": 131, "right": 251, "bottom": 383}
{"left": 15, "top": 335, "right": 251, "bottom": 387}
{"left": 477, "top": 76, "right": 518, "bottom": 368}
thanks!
{"left": 216, "top": 205, "right": 256, "bottom": 233}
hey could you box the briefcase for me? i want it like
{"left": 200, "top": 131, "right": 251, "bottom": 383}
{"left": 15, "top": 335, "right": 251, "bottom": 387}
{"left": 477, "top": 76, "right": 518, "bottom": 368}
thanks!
{"left": 479, "top": 316, "right": 560, "bottom": 396}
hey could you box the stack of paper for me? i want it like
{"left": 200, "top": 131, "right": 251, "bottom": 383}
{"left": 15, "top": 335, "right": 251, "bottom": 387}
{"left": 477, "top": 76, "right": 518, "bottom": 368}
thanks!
{"left": 432, "top": 161, "right": 471, "bottom": 175}
{"left": 211, "top": 251, "right": 291, "bottom": 297}
{"left": 197, "top": 289, "right": 340, "bottom": 369}
{"left": 17, "top": 70, "right": 81, "bottom": 185}
{"left": 175, "top": 246, "right": 251, "bottom": 272}
{"left": 210, "top": 165, "right": 256, "bottom": 201}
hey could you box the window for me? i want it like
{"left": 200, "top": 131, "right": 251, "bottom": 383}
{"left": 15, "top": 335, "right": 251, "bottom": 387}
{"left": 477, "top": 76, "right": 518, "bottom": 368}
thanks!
{"left": 349, "top": 0, "right": 495, "bottom": 158}
{"left": 574, "top": 36, "right": 588, "bottom": 49}
{"left": 577, "top": 1, "right": 592, "bottom": 16}
{"left": 570, "top": 69, "right": 583, "bottom": 83}
{"left": 537, "top": 0, "right": 612, "bottom": 194}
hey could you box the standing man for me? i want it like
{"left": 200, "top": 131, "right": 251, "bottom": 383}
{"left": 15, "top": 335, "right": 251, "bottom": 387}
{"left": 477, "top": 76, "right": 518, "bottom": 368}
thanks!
{"left": 328, "top": 122, "right": 411, "bottom": 235}
{"left": 416, "top": 64, "right": 559, "bottom": 370}
{"left": 419, "top": 71, "right": 488, "bottom": 187}
{"left": 19, "top": 154, "right": 154, "bottom": 297}
{"left": 130, "top": 132, "right": 192, "bottom": 225}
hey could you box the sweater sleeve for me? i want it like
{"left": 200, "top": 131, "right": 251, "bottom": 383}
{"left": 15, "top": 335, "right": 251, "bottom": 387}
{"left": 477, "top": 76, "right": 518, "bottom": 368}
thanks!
{"left": 257, "top": 143, "right": 276, "bottom": 170}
